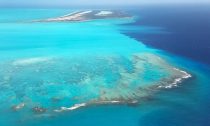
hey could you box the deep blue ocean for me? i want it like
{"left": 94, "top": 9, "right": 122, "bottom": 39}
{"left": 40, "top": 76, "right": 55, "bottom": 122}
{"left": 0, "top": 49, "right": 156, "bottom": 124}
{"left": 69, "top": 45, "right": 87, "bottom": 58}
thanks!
{"left": 0, "top": 5, "right": 210, "bottom": 126}
{"left": 124, "top": 5, "right": 210, "bottom": 66}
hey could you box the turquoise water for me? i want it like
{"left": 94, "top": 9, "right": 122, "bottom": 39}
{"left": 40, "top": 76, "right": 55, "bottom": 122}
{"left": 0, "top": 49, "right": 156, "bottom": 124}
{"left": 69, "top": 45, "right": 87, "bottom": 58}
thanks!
{"left": 0, "top": 9, "right": 209, "bottom": 126}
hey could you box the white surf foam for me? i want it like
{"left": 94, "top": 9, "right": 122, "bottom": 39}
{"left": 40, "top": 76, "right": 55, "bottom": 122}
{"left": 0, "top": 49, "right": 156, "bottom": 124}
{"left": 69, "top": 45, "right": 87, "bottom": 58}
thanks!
{"left": 97, "top": 100, "right": 122, "bottom": 104}
{"left": 54, "top": 103, "right": 86, "bottom": 112}
{"left": 158, "top": 68, "right": 192, "bottom": 89}
{"left": 12, "top": 103, "right": 25, "bottom": 110}
{"left": 94, "top": 100, "right": 138, "bottom": 104}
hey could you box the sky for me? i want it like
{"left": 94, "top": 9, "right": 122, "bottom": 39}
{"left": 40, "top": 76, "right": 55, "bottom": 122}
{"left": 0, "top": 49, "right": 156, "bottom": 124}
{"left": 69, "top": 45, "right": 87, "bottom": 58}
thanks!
{"left": 0, "top": 0, "right": 210, "bottom": 7}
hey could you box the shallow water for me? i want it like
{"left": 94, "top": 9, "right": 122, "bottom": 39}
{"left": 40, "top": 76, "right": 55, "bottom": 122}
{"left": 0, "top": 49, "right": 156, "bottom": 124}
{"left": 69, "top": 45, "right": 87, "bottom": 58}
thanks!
{"left": 0, "top": 8, "right": 209, "bottom": 126}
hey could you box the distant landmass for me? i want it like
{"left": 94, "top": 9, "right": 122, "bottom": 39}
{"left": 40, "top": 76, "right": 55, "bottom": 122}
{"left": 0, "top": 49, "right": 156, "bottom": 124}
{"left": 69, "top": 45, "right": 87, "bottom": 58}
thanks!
{"left": 33, "top": 10, "right": 131, "bottom": 22}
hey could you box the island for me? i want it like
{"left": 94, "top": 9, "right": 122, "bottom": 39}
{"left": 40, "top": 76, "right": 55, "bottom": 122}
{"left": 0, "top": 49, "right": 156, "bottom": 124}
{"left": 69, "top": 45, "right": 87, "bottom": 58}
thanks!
{"left": 33, "top": 10, "right": 131, "bottom": 22}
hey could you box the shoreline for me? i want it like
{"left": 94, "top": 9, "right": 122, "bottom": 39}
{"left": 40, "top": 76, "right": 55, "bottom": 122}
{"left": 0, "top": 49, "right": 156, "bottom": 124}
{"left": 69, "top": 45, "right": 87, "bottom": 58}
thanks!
{"left": 32, "top": 10, "right": 132, "bottom": 22}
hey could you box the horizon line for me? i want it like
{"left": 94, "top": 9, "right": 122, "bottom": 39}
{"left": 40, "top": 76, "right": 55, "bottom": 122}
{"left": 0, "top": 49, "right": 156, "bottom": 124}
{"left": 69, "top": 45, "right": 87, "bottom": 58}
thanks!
{"left": 1, "top": 2, "right": 210, "bottom": 9}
